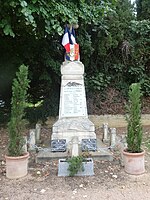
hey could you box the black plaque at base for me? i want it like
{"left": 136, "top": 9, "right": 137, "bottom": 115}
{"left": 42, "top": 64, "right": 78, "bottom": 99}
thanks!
{"left": 51, "top": 139, "right": 66, "bottom": 152}
{"left": 81, "top": 139, "right": 97, "bottom": 152}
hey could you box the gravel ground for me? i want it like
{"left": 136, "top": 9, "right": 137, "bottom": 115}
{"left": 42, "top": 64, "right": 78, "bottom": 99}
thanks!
{"left": 0, "top": 125, "right": 150, "bottom": 200}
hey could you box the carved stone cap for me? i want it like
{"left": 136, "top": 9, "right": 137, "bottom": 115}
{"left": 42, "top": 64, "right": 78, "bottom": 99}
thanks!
{"left": 61, "top": 61, "right": 84, "bottom": 75}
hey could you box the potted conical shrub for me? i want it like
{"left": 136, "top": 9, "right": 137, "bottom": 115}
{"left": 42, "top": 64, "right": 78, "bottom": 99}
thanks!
{"left": 123, "top": 83, "right": 145, "bottom": 175}
{"left": 5, "top": 64, "right": 30, "bottom": 179}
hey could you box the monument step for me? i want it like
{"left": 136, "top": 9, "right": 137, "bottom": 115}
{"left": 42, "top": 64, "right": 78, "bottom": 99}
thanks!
{"left": 36, "top": 150, "right": 113, "bottom": 163}
{"left": 36, "top": 139, "right": 113, "bottom": 163}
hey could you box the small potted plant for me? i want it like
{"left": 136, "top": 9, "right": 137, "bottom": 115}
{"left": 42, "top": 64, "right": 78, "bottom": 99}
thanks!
{"left": 123, "top": 83, "right": 145, "bottom": 175}
{"left": 5, "top": 64, "right": 30, "bottom": 179}
{"left": 58, "top": 153, "right": 94, "bottom": 176}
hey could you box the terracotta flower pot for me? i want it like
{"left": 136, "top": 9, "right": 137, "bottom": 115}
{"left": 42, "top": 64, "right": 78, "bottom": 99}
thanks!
{"left": 123, "top": 150, "right": 145, "bottom": 175}
{"left": 5, "top": 152, "right": 29, "bottom": 179}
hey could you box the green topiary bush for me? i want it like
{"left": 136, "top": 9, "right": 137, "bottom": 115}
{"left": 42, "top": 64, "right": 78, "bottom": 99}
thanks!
{"left": 125, "top": 83, "right": 143, "bottom": 153}
{"left": 8, "top": 64, "right": 30, "bottom": 156}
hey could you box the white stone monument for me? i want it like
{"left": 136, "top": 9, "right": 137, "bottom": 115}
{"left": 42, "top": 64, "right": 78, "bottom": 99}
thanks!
{"left": 52, "top": 61, "right": 96, "bottom": 146}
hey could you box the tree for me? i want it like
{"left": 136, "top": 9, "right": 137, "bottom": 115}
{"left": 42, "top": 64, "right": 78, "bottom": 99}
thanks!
{"left": 8, "top": 64, "right": 30, "bottom": 156}
{"left": 0, "top": 0, "right": 149, "bottom": 123}
{"left": 136, "top": 0, "right": 150, "bottom": 20}
{"left": 0, "top": 0, "right": 116, "bottom": 38}
{"left": 0, "top": 0, "right": 117, "bottom": 108}
{"left": 82, "top": 0, "right": 135, "bottom": 92}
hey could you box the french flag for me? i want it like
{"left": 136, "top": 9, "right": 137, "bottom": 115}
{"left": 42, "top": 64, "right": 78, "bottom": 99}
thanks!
{"left": 62, "top": 26, "right": 76, "bottom": 52}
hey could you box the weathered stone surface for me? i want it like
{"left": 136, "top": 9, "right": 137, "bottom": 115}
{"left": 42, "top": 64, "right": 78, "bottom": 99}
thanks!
{"left": 71, "top": 136, "right": 79, "bottom": 157}
{"left": 59, "top": 80, "right": 87, "bottom": 118}
{"left": 110, "top": 128, "right": 116, "bottom": 147}
{"left": 36, "top": 139, "right": 113, "bottom": 163}
{"left": 35, "top": 123, "right": 41, "bottom": 142}
{"left": 61, "top": 61, "right": 84, "bottom": 75}
{"left": 28, "top": 129, "right": 36, "bottom": 151}
{"left": 53, "top": 118, "right": 95, "bottom": 132}
{"left": 51, "top": 61, "right": 96, "bottom": 147}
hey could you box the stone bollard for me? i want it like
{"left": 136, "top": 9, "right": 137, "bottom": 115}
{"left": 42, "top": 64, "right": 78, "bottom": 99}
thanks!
{"left": 35, "top": 123, "right": 41, "bottom": 143}
{"left": 102, "top": 123, "right": 109, "bottom": 143}
{"left": 117, "top": 135, "right": 127, "bottom": 166}
{"left": 22, "top": 136, "right": 27, "bottom": 153}
{"left": 110, "top": 128, "right": 116, "bottom": 148}
{"left": 28, "top": 129, "right": 36, "bottom": 151}
{"left": 71, "top": 136, "right": 79, "bottom": 157}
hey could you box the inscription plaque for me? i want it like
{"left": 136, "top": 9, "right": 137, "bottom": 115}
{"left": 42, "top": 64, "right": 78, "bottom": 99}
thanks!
{"left": 61, "top": 82, "right": 86, "bottom": 117}
{"left": 81, "top": 139, "right": 97, "bottom": 151}
{"left": 51, "top": 139, "right": 66, "bottom": 152}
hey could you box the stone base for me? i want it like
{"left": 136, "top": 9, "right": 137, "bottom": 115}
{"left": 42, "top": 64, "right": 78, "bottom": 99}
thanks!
{"left": 52, "top": 117, "right": 96, "bottom": 143}
{"left": 58, "top": 158, "right": 94, "bottom": 176}
{"left": 52, "top": 131, "right": 96, "bottom": 144}
{"left": 36, "top": 139, "right": 113, "bottom": 163}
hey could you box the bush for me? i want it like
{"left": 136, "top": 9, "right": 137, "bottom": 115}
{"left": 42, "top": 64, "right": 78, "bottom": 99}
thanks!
{"left": 125, "top": 83, "right": 143, "bottom": 153}
{"left": 8, "top": 65, "right": 30, "bottom": 156}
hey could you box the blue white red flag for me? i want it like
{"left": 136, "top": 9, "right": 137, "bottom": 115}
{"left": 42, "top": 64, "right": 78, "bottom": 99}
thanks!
{"left": 69, "top": 27, "right": 76, "bottom": 44}
{"left": 62, "top": 26, "right": 76, "bottom": 52}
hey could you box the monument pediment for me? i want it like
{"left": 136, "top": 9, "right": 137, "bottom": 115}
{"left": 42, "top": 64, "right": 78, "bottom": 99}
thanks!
{"left": 53, "top": 118, "right": 95, "bottom": 133}
{"left": 61, "top": 61, "right": 84, "bottom": 75}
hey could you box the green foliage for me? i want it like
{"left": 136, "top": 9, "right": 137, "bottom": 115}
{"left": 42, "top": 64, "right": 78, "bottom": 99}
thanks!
{"left": 0, "top": 0, "right": 115, "bottom": 38}
{"left": 80, "top": 0, "right": 136, "bottom": 95}
{"left": 0, "top": 0, "right": 150, "bottom": 123}
{"left": 26, "top": 89, "right": 59, "bottom": 124}
{"left": 125, "top": 83, "right": 143, "bottom": 153}
{"left": 8, "top": 64, "right": 30, "bottom": 156}
{"left": 67, "top": 156, "right": 85, "bottom": 176}
{"left": 87, "top": 72, "right": 111, "bottom": 91}
{"left": 136, "top": 0, "right": 150, "bottom": 20}
{"left": 140, "top": 77, "right": 150, "bottom": 96}
{"left": 128, "top": 19, "right": 150, "bottom": 94}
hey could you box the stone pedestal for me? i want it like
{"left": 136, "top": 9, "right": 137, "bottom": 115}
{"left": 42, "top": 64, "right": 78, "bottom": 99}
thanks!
{"left": 52, "top": 117, "right": 96, "bottom": 143}
{"left": 36, "top": 62, "right": 113, "bottom": 165}
{"left": 52, "top": 61, "right": 96, "bottom": 147}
